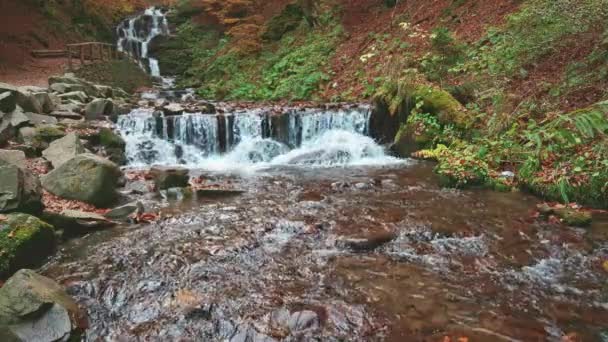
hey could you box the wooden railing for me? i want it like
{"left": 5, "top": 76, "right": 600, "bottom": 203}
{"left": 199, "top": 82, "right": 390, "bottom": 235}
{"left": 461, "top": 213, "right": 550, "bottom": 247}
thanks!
{"left": 65, "top": 42, "right": 122, "bottom": 70}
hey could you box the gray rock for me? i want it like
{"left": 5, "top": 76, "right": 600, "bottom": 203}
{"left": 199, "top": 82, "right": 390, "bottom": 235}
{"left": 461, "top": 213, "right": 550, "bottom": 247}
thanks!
{"left": 0, "top": 83, "right": 43, "bottom": 114}
{"left": 230, "top": 324, "right": 277, "bottom": 342}
{"left": 0, "top": 164, "right": 42, "bottom": 213}
{"left": 59, "top": 209, "right": 115, "bottom": 231}
{"left": 31, "top": 92, "right": 55, "bottom": 114}
{"left": 18, "top": 127, "right": 36, "bottom": 145}
{"left": 125, "top": 180, "right": 151, "bottom": 194}
{"left": 0, "top": 91, "right": 16, "bottom": 113}
{"left": 84, "top": 98, "right": 114, "bottom": 120}
{"left": 112, "top": 88, "right": 130, "bottom": 99}
{"left": 41, "top": 153, "right": 122, "bottom": 207}
{"left": 94, "top": 85, "right": 113, "bottom": 98}
{"left": 105, "top": 202, "right": 139, "bottom": 220}
{"left": 288, "top": 310, "right": 320, "bottom": 332}
{"left": 9, "top": 108, "right": 30, "bottom": 127}
{"left": 58, "top": 91, "right": 88, "bottom": 103}
{"left": 150, "top": 166, "right": 189, "bottom": 190}
{"left": 24, "top": 112, "right": 58, "bottom": 125}
{"left": 0, "top": 149, "right": 26, "bottom": 168}
{"left": 42, "top": 133, "right": 85, "bottom": 168}
{"left": 0, "top": 269, "right": 86, "bottom": 341}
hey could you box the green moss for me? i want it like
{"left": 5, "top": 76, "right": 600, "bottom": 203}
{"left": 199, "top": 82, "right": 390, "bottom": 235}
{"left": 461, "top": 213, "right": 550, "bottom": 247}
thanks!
{"left": 32, "top": 126, "right": 66, "bottom": 150}
{"left": 262, "top": 4, "right": 304, "bottom": 41}
{"left": 99, "top": 128, "right": 125, "bottom": 149}
{"left": 554, "top": 208, "right": 593, "bottom": 227}
{"left": 74, "top": 60, "right": 152, "bottom": 94}
{"left": 0, "top": 214, "right": 56, "bottom": 279}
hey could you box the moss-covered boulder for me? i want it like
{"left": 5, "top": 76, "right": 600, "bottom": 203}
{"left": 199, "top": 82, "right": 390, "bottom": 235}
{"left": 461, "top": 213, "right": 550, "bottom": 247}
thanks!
{"left": 99, "top": 128, "right": 126, "bottom": 165}
{"left": 0, "top": 269, "right": 87, "bottom": 340}
{"left": 0, "top": 214, "right": 55, "bottom": 279}
{"left": 554, "top": 208, "right": 592, "bottom": 227}
{"left": 31, "top": 125, "right": 66, "bottom": 151}
{"left": 371, "top": 81, "right": 471, "bottom": 146}
{"left": 41, "top": 154, "right": 123, "bottom": 207}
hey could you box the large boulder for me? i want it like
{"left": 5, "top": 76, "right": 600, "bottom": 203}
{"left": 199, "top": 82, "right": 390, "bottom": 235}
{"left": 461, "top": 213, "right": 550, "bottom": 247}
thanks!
{"left": 31, "top": 92, "right": 55, "bottom": 114}
{"left": 150, "top": 166, "right": 189, "bottom": 190}
{"left": 0, "top": 163, "right": 42, "bottom": 213}
{"left": 0, "top": 269, "right": 87, "bottom": 341}
{"left": 0, "top": 215, "right": 55, "bottom": 279}
{"left": 49, "top": 74, "right": 101, "bottom": 98}
{"left": 41, "top": 154, "right": 123, "bottom": 207}
{"left": 0, "top": 83, "right": 43, "bottom": 114}
{"left": 0, "top": 91, "right": 16, "bottom": 113}
{"left": 42, "top": 133, "right": 85, "bottom": 168}
{"left": 0, "top": 150, "right": 26, "bottom": 168}
{"left": 84, "top": 98, "right": 114, "bottom": 120}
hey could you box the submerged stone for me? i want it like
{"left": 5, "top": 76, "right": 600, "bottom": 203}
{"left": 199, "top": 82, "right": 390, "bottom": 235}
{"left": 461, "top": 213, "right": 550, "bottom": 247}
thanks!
{"left": 150, "top": 166, "right": 189, "bottom": 190}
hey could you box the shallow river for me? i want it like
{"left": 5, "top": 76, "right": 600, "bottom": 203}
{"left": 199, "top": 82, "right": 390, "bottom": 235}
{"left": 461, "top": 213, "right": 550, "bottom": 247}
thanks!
{"left": 42, "top": 161, "right": 608, "bottom": 341}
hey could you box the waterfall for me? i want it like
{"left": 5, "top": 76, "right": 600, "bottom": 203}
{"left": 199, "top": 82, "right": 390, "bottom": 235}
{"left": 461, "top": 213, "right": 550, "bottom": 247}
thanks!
{"left": 116, "top": 7, "right": 169, "bottom": 77}
{"left": 116, "top": 105, "right": 401, "bottom": 169}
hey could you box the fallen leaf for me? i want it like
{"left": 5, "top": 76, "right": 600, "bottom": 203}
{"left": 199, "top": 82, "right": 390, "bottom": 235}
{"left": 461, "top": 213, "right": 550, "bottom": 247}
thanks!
{"left": 603, "top": 260, "right": 608, "bottom": 273}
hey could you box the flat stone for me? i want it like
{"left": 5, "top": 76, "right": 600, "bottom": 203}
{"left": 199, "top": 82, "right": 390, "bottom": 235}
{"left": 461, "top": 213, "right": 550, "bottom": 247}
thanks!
{"left": 336, "top": 230, "right": 397, "bottom": 251}
{"left": 9, "top": 107, "right": 30, "bottom": 127}
{"left": 42, "top": 133, "right": 85, "bottom": 168}
{"left": 24, "top": 112, "right": 58, "bottom": 125}
{"left": 0, "top": 149, "right": 26, "bottom": 168}
{"left": 163, "top": 103, "right": 184, "bottom": 116}
{"left": 104, "top": 202, "right": 140, "bottom": 221}
{"left": 58, "top": 91, "right": 88, "bottom": 103}
{"left": 84, "top": 98, "right": 114, "bottom": 120}
{"left": 49, "top": 110, "right": 82, "bottom": 120}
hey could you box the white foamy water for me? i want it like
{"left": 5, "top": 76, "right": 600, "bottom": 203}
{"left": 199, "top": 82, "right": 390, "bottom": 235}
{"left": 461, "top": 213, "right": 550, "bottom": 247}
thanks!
{"left": 117, "top": 107, "right": 403, "bottom": 172}
{"left": 116, "top": 7, "right": 169, "bottom": 77}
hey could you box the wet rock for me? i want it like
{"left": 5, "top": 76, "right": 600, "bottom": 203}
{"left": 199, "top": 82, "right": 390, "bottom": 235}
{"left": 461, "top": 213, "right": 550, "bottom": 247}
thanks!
{"left": 98, "top": 128, "right": 126, "bottom": 165}
{"left": 288, "top": 310, "right": 320, "bottom": 332}
{"left": 104, "top": 202, "right": 139, "bottom": 221}
{"left": 58, "top": 91, "right": 88, "bottom": 103}
{"left": 230, "top": 324, "right": 277, "bottom": 342}
{"left": 163, "top": 103, "right": 184, "bottom": 116}
{"left": 125, "top": 180, "right": 151, "bottom": 194}
{"left": 288, "top": 149, "right": 352, "bottom": 165}
{"left": 0, "top": 163, "right": 42, "bottom": 214}
{"left": 0, "top": 215, "right": 55, "bottom": 278}
{"left": 555, "top": 208, "right": 592, "bottom": 227}
{"left": 42, "top": 133, "right": 85, "bottom": 168}
{"left": 195, "top": 188, "right": 246, "bottom": 198}
{"left": 336, "top": 230, "right": 397, "bottom": 251}
{"left": 0, "top": 149, "right": 26, "bottom": 168}
{"left": 84, "top": 98, "right": 114, "bottom": 120}
{"left": 0, "top": 269, "right": 86, "bottom": 341}
{"left": 150, "top": 166, "right": 189, "bottom": 190}
{"left": 0, "top": 91, "right": 16, "bottom": 113}
{"left": 41, "top": 154, "right": 123, "bottom": 207}
{"left": 17, "top": 127, "right": 36, "bottom": 145}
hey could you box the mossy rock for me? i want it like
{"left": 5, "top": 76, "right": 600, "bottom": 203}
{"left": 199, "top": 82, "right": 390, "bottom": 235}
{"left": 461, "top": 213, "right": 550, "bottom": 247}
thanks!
{"left": 391, "top": 123, "right": 435, "bottom": 157}
{"left": 0, "top": 214, "right": 56, "bottom": 279}
{"left": 554, "top": 208, "right": 592, "bottom": 227}
{"left": 32, "top": 125, "right": 66, "bottom": 151}
{"left": 99, "top": 128, "right": 125, "bottom": 149}
{"left": 411, "top": 85, "right": 471, "bottom": 128}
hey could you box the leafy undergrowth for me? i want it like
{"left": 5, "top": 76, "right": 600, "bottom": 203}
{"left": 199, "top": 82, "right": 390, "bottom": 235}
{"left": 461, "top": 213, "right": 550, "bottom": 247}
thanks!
{"left": 415, "top": 101, "right": 608, "bottom": 208}
{"left": 75, "top": 59, "right": 153, "bottom": 93}
{"left": 159, "top": 0, "right": 343, "bottom": 101}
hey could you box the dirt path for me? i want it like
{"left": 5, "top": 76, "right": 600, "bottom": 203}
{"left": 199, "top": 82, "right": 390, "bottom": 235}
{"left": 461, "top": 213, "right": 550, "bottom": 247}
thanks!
{"left": 0, "top": 58, "right": 68, "bottom": 87}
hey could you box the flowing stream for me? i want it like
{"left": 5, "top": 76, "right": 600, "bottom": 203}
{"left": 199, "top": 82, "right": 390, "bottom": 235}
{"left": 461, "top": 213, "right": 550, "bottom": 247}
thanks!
{"left": 40, "top": 7, "right": 608, "bottom": 341}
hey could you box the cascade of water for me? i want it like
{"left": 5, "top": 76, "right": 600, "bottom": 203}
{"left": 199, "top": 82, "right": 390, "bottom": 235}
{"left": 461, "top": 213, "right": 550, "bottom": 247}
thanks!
{"left": 116, "top": 7, "right": 169, "bottom": 77}
{"left": 117, "top": 106, "right": 399, "bottom": 169}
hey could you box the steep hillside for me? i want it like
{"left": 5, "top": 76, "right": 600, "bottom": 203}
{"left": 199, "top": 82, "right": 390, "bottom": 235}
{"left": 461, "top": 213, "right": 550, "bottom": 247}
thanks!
{"left": 152, "top": 0, "right": 608, "bottom": 208}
